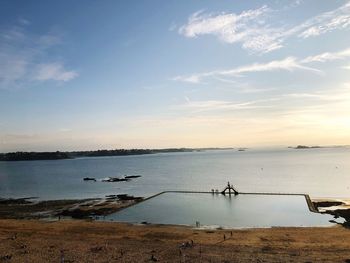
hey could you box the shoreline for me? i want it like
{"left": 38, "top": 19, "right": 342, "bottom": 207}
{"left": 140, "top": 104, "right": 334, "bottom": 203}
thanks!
{"left": 1, "top": 219, "right": 350, "bottom": 262}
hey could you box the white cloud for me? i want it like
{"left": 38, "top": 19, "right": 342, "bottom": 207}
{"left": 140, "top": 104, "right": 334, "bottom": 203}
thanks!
{"left": 178, "top": 6, "right": 283, "bottom": 53}
{"left": 173, "top": 84, "right": 350, "bottom": 122}
{"left": 178, "top": 2, "right": 350, "bottom": 53}
{"left": 174, "top": 56, "right": 319, "bottom": 84}
{"left": 284, "top": 92, "right": 349, "bottom": 103}
{"left": 0, "top": 22, "right": 77, "bottom": 89}
{"left": 176, "top": 98, "right": 278, "bottom": 112}
{"left": 34, "top": 63, "right": 78, "bottom": 82}
{"left": 301, "top": 48, "right": 350, "bottom": 63}
{"left": 174, "top": 45, "right": 350, "bottom": 84}
{"left": 219, "top": 56, "right": 318, "bottom": 75}
{"left": 173, "top": 75, "right": 202, "bottom": 84}
{"left": 298, "top": 2, "right": 350, "bottom": 38}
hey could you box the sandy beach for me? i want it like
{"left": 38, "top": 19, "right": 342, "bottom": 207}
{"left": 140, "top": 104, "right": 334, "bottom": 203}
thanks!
{"left": 0, "top": 219, "right": 350, "bottom": 262}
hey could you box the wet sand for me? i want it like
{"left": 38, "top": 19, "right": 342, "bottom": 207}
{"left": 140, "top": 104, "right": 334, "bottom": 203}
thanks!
{"left": 1, "top": 219, "right": 350, "bottom": 262}
{"left": 0, "top": 197, "right": 141, "bottom": 219}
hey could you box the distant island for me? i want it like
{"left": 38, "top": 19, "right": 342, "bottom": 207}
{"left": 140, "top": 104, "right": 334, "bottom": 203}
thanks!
{"left": 290, "top": 145, "right": 322, "bottom": 149}
{"left": 288, "top": 145, "right": 349, "bottom": 149}
{"left": 0, "top": 148, "right": 234, "bottom": 161}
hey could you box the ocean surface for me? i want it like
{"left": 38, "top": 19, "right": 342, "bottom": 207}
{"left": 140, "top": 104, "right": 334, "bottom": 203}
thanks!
{"left": 0, "top": 147, "right": 350, "bottom": 200}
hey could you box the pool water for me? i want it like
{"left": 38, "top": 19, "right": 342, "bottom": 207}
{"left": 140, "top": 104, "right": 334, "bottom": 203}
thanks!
{"left": 103, "top": 193, "right": 335, "bottom": 228}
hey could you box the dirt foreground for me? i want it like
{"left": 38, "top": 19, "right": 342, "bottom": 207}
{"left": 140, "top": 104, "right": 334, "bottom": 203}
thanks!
{"left": 0, "top": 219, "right": 350, "bottom": 262}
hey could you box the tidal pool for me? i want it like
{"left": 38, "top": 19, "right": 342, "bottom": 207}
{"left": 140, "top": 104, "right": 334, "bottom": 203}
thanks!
{"left": 103, "top": 193, "right": 335, "bottom": 228}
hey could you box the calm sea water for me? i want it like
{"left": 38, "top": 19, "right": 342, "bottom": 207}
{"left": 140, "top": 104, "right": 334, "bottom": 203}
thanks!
{"left": 0, "top": 147, "right": 349, "bottom": 200}
{"left": 104, "top": 193, "right": 334, "bottom": 228}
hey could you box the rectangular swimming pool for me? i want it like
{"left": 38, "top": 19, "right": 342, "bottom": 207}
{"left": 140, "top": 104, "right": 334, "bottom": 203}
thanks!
{"left": 103, "top": 193, "right": 335, "bottom": 228}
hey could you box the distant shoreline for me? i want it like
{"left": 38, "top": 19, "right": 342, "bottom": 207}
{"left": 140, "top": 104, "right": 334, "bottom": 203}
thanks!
{"left": 0, "top": 148, "right": 235, "bottom": 161}
{"left": 1, "top": 145, "right": 348, "bottom": 161}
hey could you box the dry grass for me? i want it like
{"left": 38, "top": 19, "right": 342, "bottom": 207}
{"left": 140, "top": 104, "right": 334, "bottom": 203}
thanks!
{"left": 0, "top": 219, "right": 350, "bottom": 262}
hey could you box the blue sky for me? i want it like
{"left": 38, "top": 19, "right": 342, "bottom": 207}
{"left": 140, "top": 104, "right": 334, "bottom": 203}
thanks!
{"left": 1, "top": 0, "right": 350, "bottom": 151}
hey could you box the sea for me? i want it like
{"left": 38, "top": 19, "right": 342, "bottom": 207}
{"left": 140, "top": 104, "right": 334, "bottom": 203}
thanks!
{"left": 0, "top": 147, "right": 349, "bottom": 200}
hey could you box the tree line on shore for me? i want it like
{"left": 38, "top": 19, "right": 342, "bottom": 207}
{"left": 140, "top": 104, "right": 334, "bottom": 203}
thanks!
{"left": 0, "top": 148, "right": 197, "bottom": 161}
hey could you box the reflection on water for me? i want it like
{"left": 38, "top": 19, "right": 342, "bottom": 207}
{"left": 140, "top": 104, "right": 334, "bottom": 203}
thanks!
{"left": 104, "top": 193, "right": 334, "bottom": 228}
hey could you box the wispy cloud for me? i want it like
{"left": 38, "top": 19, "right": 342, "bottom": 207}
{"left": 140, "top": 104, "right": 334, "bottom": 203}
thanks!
{"left": 178, "top": 2, "right": 350, "bottom": 53}
{"left": 176, "top": 97, "right": 278, "bottom": 112}
{"left": 173, "top": 56, "right": 320, "bottom": 84}
{"left": 173, "top": 75, "right": 202, "bottom": 84}
{"left": 0, "top": 22, "right": 78, "bottom": 89}
{"left": 219, "top": 56, "right": 319, "bottom": 75}
{"left": 174, "top": 45, "right": 350, "bottom": 84}
{"left": 34, "top": 63, "right": 77, "bottom": 82}
{"left": 297, "top": 2, "right": 350, "bottom": 38}
{"left": 178, "top": 6, "right": 283, "bottom": 53}
{"left": 173, "top": 84, "right": 350, "bottom": 120}
{"left": 279, "top": 84, "right": 350, "bottom": 126}
{"left": 284, "top": 90, "right": 350, "bottom": 102}
{"left": 301, "top": 47, "right": 350, "bottom": 63}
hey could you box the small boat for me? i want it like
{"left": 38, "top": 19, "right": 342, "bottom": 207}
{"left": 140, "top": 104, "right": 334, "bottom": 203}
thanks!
{"left": 83, "top": 177, "right": 96, "bottom": 182}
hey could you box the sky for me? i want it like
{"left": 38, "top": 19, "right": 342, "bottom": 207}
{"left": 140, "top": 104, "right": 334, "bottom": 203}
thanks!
{"left": 0, "top": 0, "right": 350, "bottom": 151}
